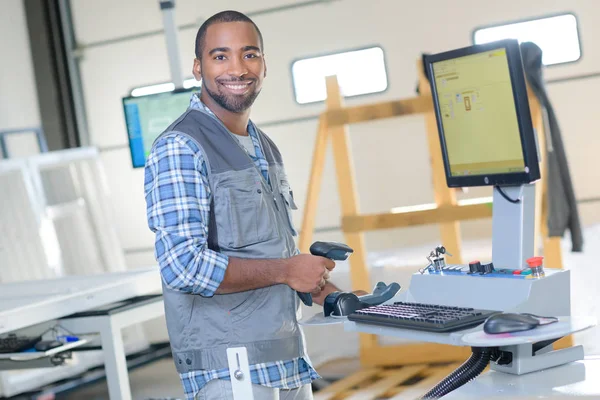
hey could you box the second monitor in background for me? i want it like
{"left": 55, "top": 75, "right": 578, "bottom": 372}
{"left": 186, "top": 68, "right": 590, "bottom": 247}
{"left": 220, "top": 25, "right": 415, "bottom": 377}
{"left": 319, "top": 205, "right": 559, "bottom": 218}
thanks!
{"left": 424, "top": 38, "right": 540, "bottom": 189}
{"left": 123, "top": 87, "right": 199, "bottom": 168}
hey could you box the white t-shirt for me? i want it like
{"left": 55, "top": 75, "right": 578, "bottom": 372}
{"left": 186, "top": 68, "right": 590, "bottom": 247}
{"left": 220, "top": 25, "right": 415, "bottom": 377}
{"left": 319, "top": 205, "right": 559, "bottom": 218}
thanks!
{"left": 231, "top": 132, "right": 256, "bottom": 157}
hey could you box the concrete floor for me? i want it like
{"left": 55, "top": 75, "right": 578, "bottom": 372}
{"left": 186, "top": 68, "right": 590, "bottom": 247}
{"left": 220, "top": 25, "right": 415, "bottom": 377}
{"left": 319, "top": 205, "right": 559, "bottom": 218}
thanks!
{"left": 56, "top": 357, "right": 363, "bottom": 400}
{"left": 60, "top": 358, "right": 185, "bottom": 400}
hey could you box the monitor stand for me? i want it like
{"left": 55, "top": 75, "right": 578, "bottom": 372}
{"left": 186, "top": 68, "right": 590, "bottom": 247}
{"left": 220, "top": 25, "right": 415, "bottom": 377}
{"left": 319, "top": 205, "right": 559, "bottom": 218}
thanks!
{"left": 492, "top": 183, "right": 536, "bottom": 270}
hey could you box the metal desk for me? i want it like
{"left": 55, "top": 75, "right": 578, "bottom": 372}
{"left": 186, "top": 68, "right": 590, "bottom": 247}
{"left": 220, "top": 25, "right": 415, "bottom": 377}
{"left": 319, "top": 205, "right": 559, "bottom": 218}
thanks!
{"left": 0, "top": 267, "right": 164, "bottom": 400}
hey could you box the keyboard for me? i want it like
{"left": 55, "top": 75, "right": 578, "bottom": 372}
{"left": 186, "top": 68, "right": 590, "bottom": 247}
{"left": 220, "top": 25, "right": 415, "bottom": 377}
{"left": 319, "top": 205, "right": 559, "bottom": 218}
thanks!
{"left": 347, "top": 302, "right": 499, "bottom": 333}
{"left": 0, "top": 334, "right": 41, "bottom": 353}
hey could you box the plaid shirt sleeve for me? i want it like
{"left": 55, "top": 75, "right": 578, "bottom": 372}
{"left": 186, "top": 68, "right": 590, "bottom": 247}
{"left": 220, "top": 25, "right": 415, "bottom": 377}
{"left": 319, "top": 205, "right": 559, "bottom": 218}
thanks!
{"left": 144, "top": 133, "right": 229, "bottom": 296}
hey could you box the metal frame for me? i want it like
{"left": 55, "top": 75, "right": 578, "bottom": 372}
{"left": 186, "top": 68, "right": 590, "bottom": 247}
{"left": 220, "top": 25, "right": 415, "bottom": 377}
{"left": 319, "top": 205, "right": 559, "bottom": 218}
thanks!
{"left": 227, "top": 347, "right": 254, "bottom": 400}
{"left": 0, "top": 127, "right": 49, "bottom": 158}
{"left": 159, "top": 0, "right": 183, "bottom": 89}
{"left": 60, "top": 297, "right": 164, "bottom": 400}
{"left": 57, "top": 0, "right": 90, "bottom": 147}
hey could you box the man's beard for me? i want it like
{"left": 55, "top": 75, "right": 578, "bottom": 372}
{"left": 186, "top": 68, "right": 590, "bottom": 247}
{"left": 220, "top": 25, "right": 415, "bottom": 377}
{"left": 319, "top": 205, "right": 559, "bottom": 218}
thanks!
{"left": 203, "top": 78, "right": 261, "bottom": 113}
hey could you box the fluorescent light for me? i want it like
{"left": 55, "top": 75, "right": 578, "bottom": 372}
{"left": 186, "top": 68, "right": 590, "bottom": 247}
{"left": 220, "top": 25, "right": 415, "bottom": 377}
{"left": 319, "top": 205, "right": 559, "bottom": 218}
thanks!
{"left": 292, "top": 46, "right": 388, "bottom": 104}
{"left": 131, "top": 82, "right": 175, "bottom": 97}
{"left": 474, "top": 14, "right": 581, "bottom": 66}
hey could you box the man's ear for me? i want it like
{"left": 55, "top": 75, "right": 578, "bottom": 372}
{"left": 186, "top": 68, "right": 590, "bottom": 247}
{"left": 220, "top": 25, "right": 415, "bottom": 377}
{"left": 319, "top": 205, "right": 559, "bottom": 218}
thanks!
{"left": 192, "top": 58, "right": 202, "bottom": 81}
{"left": 263, "top": 56, "right": 267, "bottom": 78}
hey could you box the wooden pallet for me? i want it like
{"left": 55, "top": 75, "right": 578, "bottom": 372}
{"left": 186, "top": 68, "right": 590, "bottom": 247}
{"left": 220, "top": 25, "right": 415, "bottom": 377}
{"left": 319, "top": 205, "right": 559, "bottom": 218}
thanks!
{"left": 314, "top": 362, "right": 465, "bottom": 400}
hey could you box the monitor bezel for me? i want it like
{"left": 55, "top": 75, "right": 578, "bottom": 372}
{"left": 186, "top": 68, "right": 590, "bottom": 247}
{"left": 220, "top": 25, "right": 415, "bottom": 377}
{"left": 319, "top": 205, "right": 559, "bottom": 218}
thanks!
{"left": 122, "top": 86, "right": 199, "bottom": 169}
{"left": 424, "top": 39, "right": 540, "bottom": 188}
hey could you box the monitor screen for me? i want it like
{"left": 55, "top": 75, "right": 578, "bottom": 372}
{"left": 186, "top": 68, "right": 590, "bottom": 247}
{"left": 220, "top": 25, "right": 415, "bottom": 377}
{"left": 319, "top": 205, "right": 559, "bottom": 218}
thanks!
{"left": 123, "top": 88, "right": 199, "bottom": 168}
{"left": 424, "top": 39, "right": 540, "bottom": 187}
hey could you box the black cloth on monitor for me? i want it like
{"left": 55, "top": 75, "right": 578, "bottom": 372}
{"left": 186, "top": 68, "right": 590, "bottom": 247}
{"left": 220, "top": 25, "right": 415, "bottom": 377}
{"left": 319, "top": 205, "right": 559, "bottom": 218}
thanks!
{"left": 520, "top": 41, "right": 583, "bottom": 252}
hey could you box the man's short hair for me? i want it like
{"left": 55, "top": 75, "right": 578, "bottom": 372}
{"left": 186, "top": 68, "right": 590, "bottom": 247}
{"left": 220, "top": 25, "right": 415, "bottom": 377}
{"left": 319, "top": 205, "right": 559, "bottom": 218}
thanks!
{"left": 195, "top": 10, "right": 264, "bottom": 59}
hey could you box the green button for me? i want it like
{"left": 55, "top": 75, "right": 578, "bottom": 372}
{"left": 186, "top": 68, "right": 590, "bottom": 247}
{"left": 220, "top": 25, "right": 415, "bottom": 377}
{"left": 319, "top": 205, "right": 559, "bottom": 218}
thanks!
{"left": 521, "top": 269, "right": 532, "bottom": 275}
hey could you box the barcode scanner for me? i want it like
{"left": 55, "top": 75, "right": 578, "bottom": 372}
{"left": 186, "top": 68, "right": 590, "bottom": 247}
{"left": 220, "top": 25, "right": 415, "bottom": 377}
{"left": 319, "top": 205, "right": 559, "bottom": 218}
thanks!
{"left": 298, "top": 242, "right": 354, "bottom": 306}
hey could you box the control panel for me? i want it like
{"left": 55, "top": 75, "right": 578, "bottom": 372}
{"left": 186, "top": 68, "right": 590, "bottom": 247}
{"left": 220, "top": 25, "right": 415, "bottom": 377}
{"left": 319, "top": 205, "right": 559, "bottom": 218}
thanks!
{"left": 428, "top": 264, "right": 550, "bottom": 279}
{"left": 419, "top": 245, "right": 556, "bottom": 280}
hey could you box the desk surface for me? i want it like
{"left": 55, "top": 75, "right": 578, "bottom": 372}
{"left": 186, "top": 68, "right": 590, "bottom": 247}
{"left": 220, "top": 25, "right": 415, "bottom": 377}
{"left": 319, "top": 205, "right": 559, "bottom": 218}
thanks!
{"left": 344, "top": 317, "right": 596, "bottom": 347}
{"left": 445, "top": 357, "right": 600, "bottom": 398}
{"left": 0, "top": 267, "right": 162, "bottom": 335}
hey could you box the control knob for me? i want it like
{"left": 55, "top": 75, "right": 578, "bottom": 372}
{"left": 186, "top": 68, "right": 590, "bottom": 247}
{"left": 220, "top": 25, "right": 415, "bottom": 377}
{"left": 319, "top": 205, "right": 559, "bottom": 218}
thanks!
{"left": 481, "top": 262, "right": 495, "bottom": 274}
{"left": 468, "top": 261, "right": 481, "bottom": 274}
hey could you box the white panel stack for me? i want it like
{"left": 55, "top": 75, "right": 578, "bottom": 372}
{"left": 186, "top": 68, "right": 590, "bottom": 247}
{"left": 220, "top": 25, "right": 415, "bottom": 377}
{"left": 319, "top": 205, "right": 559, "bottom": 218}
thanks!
{"left": 27, "top": 148, "right": 127, "bottom": 275}
{"left": 0, "top": 160, "right": 58, "bottom": 283}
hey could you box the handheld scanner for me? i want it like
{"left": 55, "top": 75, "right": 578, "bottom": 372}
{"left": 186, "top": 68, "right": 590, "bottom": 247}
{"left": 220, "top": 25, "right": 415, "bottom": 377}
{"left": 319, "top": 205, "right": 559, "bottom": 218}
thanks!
{"left": 298, "top": 242, "right": 354, "bottom": 306}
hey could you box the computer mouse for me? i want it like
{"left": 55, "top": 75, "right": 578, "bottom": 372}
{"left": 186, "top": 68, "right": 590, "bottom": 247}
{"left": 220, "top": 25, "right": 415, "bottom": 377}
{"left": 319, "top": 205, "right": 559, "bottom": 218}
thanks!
{"left": 483, "top": 313, "right": 540, "bottom": 334}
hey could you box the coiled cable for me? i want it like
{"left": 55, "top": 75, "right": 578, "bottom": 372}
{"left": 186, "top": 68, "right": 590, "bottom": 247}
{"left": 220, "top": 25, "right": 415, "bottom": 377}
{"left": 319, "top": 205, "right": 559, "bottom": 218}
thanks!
{"left": 420, "top": 347, "right": 494, "bottom": 399}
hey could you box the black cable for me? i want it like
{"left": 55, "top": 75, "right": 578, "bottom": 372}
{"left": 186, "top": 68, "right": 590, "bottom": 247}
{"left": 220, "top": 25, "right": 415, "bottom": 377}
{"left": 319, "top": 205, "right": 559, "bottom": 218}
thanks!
{"left": 495, "top": 186, "right": 521, "bottom": 203}
{"left": 420, "top": 347, "right": 494, "bottom": 399}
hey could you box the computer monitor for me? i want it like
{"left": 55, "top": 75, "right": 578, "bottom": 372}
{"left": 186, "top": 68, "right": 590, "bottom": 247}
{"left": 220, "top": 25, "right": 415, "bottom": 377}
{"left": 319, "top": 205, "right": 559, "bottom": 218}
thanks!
{"left": 423, "top": 39, "right": 540, "bottom": 188}
{"left": 123, "top": 87, "right": 199, "bottom": 168}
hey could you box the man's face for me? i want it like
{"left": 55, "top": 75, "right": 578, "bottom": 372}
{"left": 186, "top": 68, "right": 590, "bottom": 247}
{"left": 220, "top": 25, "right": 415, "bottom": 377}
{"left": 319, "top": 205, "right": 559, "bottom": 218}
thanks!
{"left": 193, "top": 22, "right": 266, "bottom": 113}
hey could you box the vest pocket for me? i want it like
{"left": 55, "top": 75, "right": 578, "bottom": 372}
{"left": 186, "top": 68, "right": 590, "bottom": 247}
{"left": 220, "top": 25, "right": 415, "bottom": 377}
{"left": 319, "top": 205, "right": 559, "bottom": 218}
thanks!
{"left": 229, "top": 286, "right": 272, "bottom": 323}
{"left": 219, "top": 186, "right": 276, "bottom": 248}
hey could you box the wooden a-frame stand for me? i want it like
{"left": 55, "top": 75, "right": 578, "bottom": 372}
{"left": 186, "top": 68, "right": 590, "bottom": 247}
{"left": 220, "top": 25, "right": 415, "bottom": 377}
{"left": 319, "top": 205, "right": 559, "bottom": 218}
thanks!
{"left": 299, "top": 60, "right": 568, "bottom": 367}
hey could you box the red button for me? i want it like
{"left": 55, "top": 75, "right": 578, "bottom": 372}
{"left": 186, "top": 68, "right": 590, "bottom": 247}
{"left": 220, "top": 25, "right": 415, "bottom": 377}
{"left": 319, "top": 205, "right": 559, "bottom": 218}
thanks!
{"left": 526, "top": 257, "right": 544, "bottom": 267}
{"left": 513, "top": 270, "right": 523, "bottom": 275}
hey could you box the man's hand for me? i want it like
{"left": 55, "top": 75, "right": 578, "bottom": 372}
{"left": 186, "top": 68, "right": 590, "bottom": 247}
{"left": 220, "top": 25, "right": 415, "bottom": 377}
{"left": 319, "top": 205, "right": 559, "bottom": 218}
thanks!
{"left": 283, "top": 254, "right": 335, "bottom": 294}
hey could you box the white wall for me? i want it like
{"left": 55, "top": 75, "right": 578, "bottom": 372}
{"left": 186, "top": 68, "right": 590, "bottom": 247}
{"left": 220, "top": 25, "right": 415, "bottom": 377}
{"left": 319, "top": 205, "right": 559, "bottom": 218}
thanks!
{"left": 66, "top": 0, "right": 600, "bottom": 269}
{"left": 0, "top": 0, "right": 42, "bottom": 158}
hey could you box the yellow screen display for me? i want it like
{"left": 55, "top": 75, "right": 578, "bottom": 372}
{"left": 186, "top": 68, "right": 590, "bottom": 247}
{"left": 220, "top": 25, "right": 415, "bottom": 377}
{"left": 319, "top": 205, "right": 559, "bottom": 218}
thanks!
{"left": 432, "top": 48, "right": 525, "bottom": 177}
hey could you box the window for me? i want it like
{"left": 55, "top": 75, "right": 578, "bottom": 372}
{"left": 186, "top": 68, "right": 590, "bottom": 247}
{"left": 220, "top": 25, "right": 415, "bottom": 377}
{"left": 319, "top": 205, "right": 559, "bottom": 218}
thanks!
{"left": 291, "top": 46, "right": 388, "bottom": 104}
{"left": 473, "top": 13, "right": 581, "bottom": 66}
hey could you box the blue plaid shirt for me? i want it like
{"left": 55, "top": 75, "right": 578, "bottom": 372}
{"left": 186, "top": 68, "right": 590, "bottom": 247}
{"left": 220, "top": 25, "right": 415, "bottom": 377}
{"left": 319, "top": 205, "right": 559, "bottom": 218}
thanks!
{"left": 144, "top": 92, "right": 319, "bottom": 399}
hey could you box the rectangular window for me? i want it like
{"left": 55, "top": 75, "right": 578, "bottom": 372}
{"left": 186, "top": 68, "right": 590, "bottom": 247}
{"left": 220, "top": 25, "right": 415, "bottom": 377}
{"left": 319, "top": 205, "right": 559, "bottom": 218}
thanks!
{"left": 291, "top": 46, "right": 388, "bottom": 104}
{"left": 473, "top": 13, "right": 581, "bottom": 66}
{"left": 130, "top": 78, "right": 200, "bottom": 97}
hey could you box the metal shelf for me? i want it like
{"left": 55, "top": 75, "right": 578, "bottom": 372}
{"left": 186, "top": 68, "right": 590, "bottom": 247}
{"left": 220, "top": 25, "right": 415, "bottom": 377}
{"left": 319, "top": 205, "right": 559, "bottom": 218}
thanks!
{"left": 0, "top": 338, "right": 92, "bottom": 370}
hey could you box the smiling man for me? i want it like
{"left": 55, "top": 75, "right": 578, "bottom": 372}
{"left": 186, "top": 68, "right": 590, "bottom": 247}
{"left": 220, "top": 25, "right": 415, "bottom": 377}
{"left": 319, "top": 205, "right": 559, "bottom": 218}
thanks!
{"left": 144, "top": 10, "right": 336, "bottom": 400}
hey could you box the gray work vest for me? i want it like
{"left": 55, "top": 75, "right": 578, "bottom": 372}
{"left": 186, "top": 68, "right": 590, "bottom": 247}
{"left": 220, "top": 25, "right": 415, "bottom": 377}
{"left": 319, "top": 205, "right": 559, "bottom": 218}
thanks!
{"left": 155, "top": 108, "right": 306, "bottom": 373}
